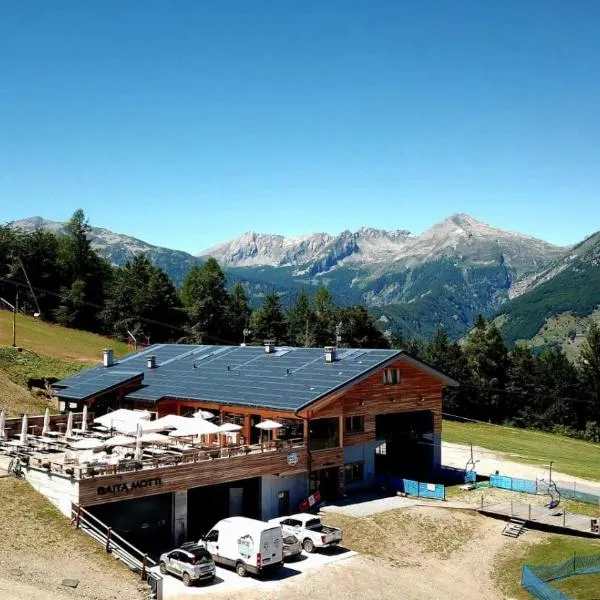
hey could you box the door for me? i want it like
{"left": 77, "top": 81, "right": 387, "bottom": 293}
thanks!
{"left": 250, "top": 414, "right": 262, "bottom": 444}
{"left": 205, "top": 530, "right": 220, "bottom": 561}
{"left": 168, "top": 551, "right": 183, "bottom": 576}
{"left": 278, "top": 490, "right": 290, "bottom": 517}
{"left": 229, "top": 487, "right": 244, "bottom": 516}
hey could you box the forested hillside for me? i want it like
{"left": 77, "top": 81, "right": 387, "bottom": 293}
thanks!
{"left": 1, "top": 210, "right": 387, "bottom": 349}
{"left": 498, "top": 231, "right": 600, "bottom": 347}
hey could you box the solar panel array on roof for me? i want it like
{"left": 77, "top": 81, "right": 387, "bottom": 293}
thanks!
{"left": 53, "top": 344, "right": 401, "bottom": 411}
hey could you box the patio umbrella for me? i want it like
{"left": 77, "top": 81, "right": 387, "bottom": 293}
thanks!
{"left": 81, "top": 405, "right": 88, "bottom": 433}
{"left": 104, "top": 434, "right": 136, "bottom": 447}
{"left": 168, "top": 418, "right": 221, "bottom": 436}
{"left": 0, "top": 410, "right": 5, "bottom": 441}
{"left": 93, "top": 409, "right": 151, "bottom": 430}
{"left": 140, "top": 432, "right": 170, "bottom": 444}
{"left": 19, "top": 414, "right": 28, "bottom": 445}
{"left": 192, "top": 410, "right": 215, "bottom": 420}
{"left": 217, "top": 422, "right": 242, "bottom": 447}
{"left": 41, "top": 407, "right": 51, "bottom": 436}
{"left": 255, "top": 419, "right": 282, "bottom": 444}
{"left": 65, "top": 411, "right": 74, "bottom": 438}
{"left": 218, "top": 423, "right": 242, "bottom": 433}
{"left": 134, "top": 424, "right": 143, "bottom": 461}
{"left": 114, "top": 419, "right": 166, "bottom": 435}
{"left": 70, "top": 437, "right": 105, "bottom": 450}
{"left": 152, "top": 414, "right": 195, "bottom": 430}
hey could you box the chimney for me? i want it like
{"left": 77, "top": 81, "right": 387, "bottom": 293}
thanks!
{"left": 103, "top": 349, "right": 114, "bottom": 368}
{"left": 147, "top": 355, "right": 156, "bottom": 369}
{"left": 264, "top": 340, "right": 275, "bottom": 354}
{"left": 324, "top": 346, "right": 336, "bottom": 363}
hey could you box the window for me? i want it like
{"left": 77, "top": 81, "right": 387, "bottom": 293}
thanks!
{"left": 222, "top": 412, "right": 244, "bottom": 426}
{"left": 308, "top": 418, "right": 339, "bottom": 450}
{"left": 383, "top": 368, "right": 400, "bottom": 385}
{"left": 344, "top": 415, "right": 365, "bottom": 433}
{"left": 278, "top": 418, "right": 303, "bottom": 441}
{"left": 344, "top": 462, "right": 364, "bottom": 483}
{"left": 204, "top": 530, "right": 219, "bottom": 542}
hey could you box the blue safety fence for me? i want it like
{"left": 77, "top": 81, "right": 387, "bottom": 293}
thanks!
{"left": 521, "top": 553, "right": 600, "bottom": 600}
{"left": 490, "top": 474, "right": 600, "bottom": 505}
{"left": 376, "top": 475, "right": 445, "bottom": 500}
{"left": 490, "top": 474, "right": 537, "bottom": 494}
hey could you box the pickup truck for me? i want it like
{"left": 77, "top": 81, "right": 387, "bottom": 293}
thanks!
{"left": 269, "top": 513, "right": 342, "bottom": 553}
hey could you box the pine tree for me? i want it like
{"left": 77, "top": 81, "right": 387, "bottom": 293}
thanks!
{"left": 287, "top": 289, "right": 315, "bottom": 347}
{"left": 180, "top": 258, "right": 230, "bottom": 343}
{"left": 312, "top": 286, "right": 336, "bottom": 346}
{"left": 462, "top": 316, "right": 510, "bottom": 421}
{"left": 228, "top": 282, "right": 252, "bottom": 343}
{"left": 251, "top": 293, "right": 287, "bottom": 344}
{"left": 102, "top": 255, "right": 181, "bottom": 342}
{"left": 337, "top": 305, "right": 389, "bottom": 348}
{"left": 55, "top": 209, "right": 112, "bottom": 330}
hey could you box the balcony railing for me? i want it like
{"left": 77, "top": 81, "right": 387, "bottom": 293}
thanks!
{"left": 8, "top": 437, "right": 306, "bottom": 480}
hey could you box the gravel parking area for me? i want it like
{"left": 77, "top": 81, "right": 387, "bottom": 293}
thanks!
{"left": 155, "top": 546, "right": 356, "bottom": 599}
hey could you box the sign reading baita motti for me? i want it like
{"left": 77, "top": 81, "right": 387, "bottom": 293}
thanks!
{"left": 97, "top": 477, "right": 162, "bottom": 496}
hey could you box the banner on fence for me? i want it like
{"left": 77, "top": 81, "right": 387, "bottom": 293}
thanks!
{"left": 376, "top": 475, "right": 445, "bottom": 500}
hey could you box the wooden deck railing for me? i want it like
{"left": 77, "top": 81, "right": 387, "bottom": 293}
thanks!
{"left": 11, "top": 437, "right": 305, "bottom": 480}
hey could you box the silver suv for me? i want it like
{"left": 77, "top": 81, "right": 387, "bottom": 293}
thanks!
{"left": 159, "top": 545, "right": 216, "bottom": 586}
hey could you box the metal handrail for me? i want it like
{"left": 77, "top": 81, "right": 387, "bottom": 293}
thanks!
{"left": 71, "top": 504, "right": 157, "bottom": 566}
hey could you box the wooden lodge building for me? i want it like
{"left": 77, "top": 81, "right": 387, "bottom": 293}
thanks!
{"left": 52, "top": 343, "right": 458, "bottom": 549}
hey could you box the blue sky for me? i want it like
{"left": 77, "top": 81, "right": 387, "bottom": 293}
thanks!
{"left": 1, "top": 1, "right": 599, "bottom": 253}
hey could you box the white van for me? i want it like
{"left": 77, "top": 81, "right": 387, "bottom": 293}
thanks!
{"left": 198, "top": 516, "right": 283, "bottom": 577}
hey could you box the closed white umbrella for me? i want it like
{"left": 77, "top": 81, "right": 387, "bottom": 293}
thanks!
{"left": 0, "top": 410, "right": 6, "bottom": 441}
{"left": 41, "top": 407, "right": 51, "bottom": 435}
{"left": 65, "top": 412, "right": 74, "bottom": 438}
{"left": 70, "top": 438, "right": 105, "bottom": 450}
{"left": 19, "top": 414, "right": 28, "bottom": 445}
{"left": 134, "top": 424, "right": 143, "bottom": 461}
{"left": 81, "top": 405, "right": 88, "bottom": 433}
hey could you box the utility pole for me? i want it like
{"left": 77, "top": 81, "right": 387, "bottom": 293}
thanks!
{"left": 1, "top": 295, "right": 17, "bottom": 347}
{"left": 13, "top": 289, "right": 18, "bottom": 347}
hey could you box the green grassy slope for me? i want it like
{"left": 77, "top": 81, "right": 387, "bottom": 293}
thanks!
{"left": 0, "top": 312, "right": 132, "bottom": 415}
{"left": 0, "top": 311, "right": 130, "bottom": 361}
{"left": 443, "top": 420, "right": 600, "bottom": 481}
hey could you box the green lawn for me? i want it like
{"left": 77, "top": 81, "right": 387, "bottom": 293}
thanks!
{"left": 443, "top": 420, "right": 600, "bottom": 481}
{"left": 0, "top": 313, "right": 132, "bottom": 415}
{"left": 0, "top": 311, "right": 130, "bottom": 362}
{"left": 495, "top": 534, "right": 600, "bottom": 600}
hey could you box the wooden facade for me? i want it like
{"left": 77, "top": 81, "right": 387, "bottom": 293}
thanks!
{"left": 67, "top": 352, "right": 454, "bottom": 506}
{"left": 79, "top": 446, "right": 308, "bottom": 507}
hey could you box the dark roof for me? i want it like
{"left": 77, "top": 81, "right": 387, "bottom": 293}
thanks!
{"left": 53, "top": 344, "right": 455, "bottom": 412}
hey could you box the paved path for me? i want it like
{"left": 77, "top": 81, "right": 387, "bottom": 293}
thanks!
{"left": 319, "top": 493, "right": 416, "bottom": 517}
{"left": 442, "top": 441, "right": 600, "bottom": 494}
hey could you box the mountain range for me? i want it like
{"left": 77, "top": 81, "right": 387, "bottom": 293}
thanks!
{"left": 10, "top": 214, "right": 600, "bottom": 346}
